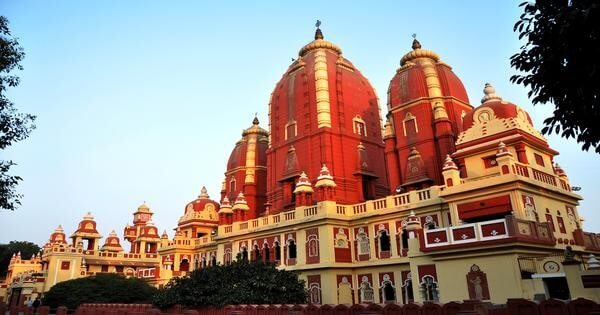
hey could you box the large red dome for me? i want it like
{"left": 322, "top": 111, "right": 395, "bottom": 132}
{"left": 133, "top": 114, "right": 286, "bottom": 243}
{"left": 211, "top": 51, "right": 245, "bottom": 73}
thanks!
{"left": 388, "top": 40, "right": 469, "bottom": 110}
{"left": 266, "top": 27, "right": 388, "bottom": 211}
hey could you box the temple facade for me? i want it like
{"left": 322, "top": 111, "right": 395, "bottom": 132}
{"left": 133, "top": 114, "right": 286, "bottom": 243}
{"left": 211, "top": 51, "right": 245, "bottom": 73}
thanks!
{"left": 3, "top": 26, "right": 600, "bottom": 306}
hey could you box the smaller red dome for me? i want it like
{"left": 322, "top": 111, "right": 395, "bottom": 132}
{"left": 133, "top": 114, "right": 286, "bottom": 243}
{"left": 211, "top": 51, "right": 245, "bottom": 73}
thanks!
{"left": 101, "top": 230, "right": 124, "bottom": 252}
{"left": 388, "top": 39, "right": 469, "bottom": 109}
{"left": 183, "top": 186, "right": 220, "bottom": 214}
{"left": 462, "top": 83, "right": 534, "bottom": 130}
{"left": 74, "top": 212, "right": 100, "bottom": 234}
{"left": 457, "top": 83, "right": 545, "bottom": 146}
{"left": 49, "top": 225, "right": 67, "bottom": 244}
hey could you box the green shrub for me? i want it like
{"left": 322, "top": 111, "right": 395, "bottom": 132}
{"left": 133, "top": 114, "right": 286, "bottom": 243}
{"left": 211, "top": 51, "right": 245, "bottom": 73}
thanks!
{"left": 42, "top": 273, "right": 157, "bottom": 309}
{"left": 153, "top": 259, "right": 307, "bottom": 309}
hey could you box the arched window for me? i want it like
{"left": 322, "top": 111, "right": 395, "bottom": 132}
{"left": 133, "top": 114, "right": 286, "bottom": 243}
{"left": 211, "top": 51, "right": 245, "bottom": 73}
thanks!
{"left": 402, "top": 275, "right": 414, "bottom": 304}
{"left": 401, "top": 228, "right": 409, "bottom": 250}
{"left": 224, "top": 249, "right": 232, "bottom": 265}
{"left": 309, "top": 283, "right": 321, "bottom": 304}
{"left": 285, "top": 121, "right": 297, "bottom": 140}
{"left": 402, "top": 112, "right": 418, "bottom": 136}
{"left": 420, "top": 276, "right": 439, "bottom": 301}
{"left": 253, "top": 244, "right": 260, "bottom": 261}
{"left": 353, "top": 115, "right": 367, "bottom": 136}
{"left": 357, "top": 229, "right": 370, "bottom": 256}
{"left": 211, "top": 254, "right": 217, "bottom": 266}
{"left": 179, "top": 259, "right": 189, "bottom": 272}
{"left": 287, "top": 239, "right": 297, "bottom": 259}
{"left": 359, "top": 276, "right": 374, "bottom": 303}
{"left": 273, "top": 241, "right": 281, "bottom": 261}
{"left": 229, "top": 177, "right": 236, "bottom": 193}
{"left": 241, "top": 246, "right": 248, "bottom": 261}
{"left": 201, "top": 257, "right": 207, "bottom": 268}
{"left": 334, "top": 228, "right": 349, "bottom": 248}
{"left": 381, "top": 274, "right": 396, "bottom": 303}
{"left": 379, "top": 230, "right": 391, "bottom": 252}
{"left": 307, "top": 235, "right": 319, "bottom": 257}
{"left": 263, "top": 243, "right": 270, "bottom": 262}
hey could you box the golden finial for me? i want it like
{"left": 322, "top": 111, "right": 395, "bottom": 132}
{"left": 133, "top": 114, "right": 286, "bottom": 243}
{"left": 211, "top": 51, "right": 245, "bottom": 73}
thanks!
{"left": 315, "top": 20, "right": 324, "bottom": 40}
{"left": 412, "top": 33, "right": 421, "bottom": 50}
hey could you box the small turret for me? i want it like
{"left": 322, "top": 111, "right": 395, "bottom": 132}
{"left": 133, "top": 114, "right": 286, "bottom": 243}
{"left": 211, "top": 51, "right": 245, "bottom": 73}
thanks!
{"left": 442, "top": 155, "right": 461, "bottom": 188}
{"left": 315, "top": 164, "right": 336, "bottom": 201}
{"left": 294, "top": 171, "right": 314, "bottom": 207}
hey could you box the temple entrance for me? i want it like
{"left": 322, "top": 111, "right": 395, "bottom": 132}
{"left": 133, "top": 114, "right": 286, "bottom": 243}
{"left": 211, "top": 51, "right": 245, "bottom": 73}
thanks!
{"left": 543, "top": 277, "right": 570, "bottom": 300}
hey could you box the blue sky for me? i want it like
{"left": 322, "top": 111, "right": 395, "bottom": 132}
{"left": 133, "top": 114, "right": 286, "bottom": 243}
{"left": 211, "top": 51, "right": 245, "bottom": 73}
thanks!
{"left": 1, "top": 1, "right": 599, "bottom": 246}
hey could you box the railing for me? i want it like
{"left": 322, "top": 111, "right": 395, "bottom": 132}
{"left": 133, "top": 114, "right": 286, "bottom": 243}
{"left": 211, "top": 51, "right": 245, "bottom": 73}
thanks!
{"left": 304, "top": 206, "right": 318, "bottom": 217}
{"left": 283, "top": 211, "right": 295, "bottom": 221}
{"left": 418, "top": 190, "right": 431, "bottom": 201}
{"left": 532, "top": 168, "right": 557, "bottom": 186}
{"left": 194, "top": 237, "right": 212, "bottom": 246}
{"left": 353, "top": 203, "right": 367, "bottom": 214}
{"left": 512, "top": 162, "right": 568, "bottom": 192}
{"left": 218, "top": 187, "right": 441, "bottom": 236}
{"left": 373, "top": 199, "right": 387, "bottom": 210}
{"left": 457, "top": 162, "right": 571, "bottom": 194}
{"left": 423, "top": 216, "right": 556, "bottom": 250}
{"left": 424, "top": 218, "right": 509, "bottom": 248}
{"left": 394, "top": 193, "right": 410, "bottom": 206}
{"left": 514, "top": 163, "right": 529, "bottom": 177}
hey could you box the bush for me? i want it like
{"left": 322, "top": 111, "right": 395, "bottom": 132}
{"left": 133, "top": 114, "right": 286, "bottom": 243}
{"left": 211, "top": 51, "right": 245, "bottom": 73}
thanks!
{"left": 153, "top": 259, "right": 307, "bottom": 309}
{"left": 42, "top": 273, "right": 157, "bottom": 309}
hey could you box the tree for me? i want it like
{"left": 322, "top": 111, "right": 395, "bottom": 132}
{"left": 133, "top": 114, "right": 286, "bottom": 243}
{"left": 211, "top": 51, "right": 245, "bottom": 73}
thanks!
{"left": 511, "top": 1, "right": 600, "bottom": 153}
{"left": 152, "top": 259, "right": 307, "bottom": 309}
{"left": 42, "top": 273, "right": 157, "bottom": 309}
{"left": 0, "top": 240, "right": 40, "bottom": 277}
{"left": 0, "top": 16, "right": 36, "bottom": 210}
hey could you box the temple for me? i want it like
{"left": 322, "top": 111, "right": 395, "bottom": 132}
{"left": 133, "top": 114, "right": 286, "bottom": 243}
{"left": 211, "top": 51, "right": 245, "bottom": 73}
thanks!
{"left": 3, "top": 25, "right": 600, "bottom": 306}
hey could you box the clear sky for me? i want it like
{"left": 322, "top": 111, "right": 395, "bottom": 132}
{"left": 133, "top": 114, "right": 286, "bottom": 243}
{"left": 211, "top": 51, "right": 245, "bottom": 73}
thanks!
{"left": 1, "top": 1, "right": 599, "bottom": 247}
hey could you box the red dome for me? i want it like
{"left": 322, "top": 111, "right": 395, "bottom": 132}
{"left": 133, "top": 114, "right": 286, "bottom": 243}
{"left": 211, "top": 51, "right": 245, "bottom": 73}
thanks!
{"left": 184, "top": 186, "right": 220, "bottom": 214}
{"left": 462, "top": 83, "right": 534, "bottom": 130}
{"left": 49, "top": 225, "right": 67, "bottom": 244}
{"left": 462, "top": 100, "right": 534, "bottom": 130}
{"left": 457, "top": 83, "right": 545, "bottom": 146}
{"left": 227, "top": 140, "right": 247, "bottom": 170}
{"left": 74, "top": 212, "right": 99, "bottom": 234}
{"left": 388, "top": 41, "right": 469, "bottom": 109}
{"left": 266, "top": 27, "right": 389, "bottom": 210}
{"left": 221, "top": 117, "right": 268, "bottom": 218}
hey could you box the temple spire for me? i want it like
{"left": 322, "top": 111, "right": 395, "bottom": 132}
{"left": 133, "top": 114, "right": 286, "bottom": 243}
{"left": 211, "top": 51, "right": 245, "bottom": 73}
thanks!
{"left": 411, "top": 33, "right": 421, "bottom": 50}
{"left": 315, "top": 20, "right": 324, "bottom": 40}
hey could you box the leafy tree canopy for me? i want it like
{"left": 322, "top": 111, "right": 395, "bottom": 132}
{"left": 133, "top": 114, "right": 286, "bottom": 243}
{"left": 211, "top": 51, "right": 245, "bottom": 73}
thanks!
{"left": 1, "top": 16, "right": 37, "bottom": 210}
{"left": 511, "top": 1, "right": 600, "bottom": 152}
{"left": 0, "top": 240, "right": 40, "bottom": 277}
{"left": 153, "top": 259, "right": 307, "bottom": 309}
{"left": 42, "top": 273, "right": 157, "bottom": 309}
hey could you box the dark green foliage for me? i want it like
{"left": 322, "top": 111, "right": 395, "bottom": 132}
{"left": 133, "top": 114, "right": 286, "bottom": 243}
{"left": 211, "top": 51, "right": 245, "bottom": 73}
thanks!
{"left": 152, "top": 259, "right": 307, "bottom": 309}
{"left": 42, "top": 273, "right": 157, "bottom": 309}
{"left": 511, "top": 1, "right": 600, "bottom": 152}
{"left": 0, "top": 16, "right": 36, "bottom": 210}
{"left": 0, "top": 241, "right": 40, "bottom": 277}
